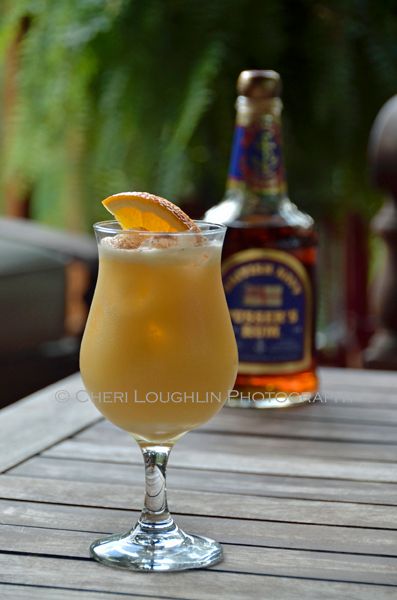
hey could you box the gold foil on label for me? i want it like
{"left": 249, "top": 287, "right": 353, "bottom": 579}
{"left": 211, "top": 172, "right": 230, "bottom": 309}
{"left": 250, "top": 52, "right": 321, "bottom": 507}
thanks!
{"left": 222, "top": 248, "right": 313, "bottom": 375}
{"left": 226, "top": 178, "right": 286, "bottom": 196}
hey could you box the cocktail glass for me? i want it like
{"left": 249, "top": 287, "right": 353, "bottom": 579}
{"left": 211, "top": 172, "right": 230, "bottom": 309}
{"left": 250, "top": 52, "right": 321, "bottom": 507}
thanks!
{"left": 80, "top": 221, "right": 238, "bottom": 571}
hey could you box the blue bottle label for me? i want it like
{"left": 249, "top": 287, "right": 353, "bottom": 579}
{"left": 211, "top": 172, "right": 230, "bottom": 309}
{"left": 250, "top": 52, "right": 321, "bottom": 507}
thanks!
{"left": 222, "top": 249, "right": 312, "bottom": 374}
{"left": 228, "top": 122, "right": 285, "bottom": 195}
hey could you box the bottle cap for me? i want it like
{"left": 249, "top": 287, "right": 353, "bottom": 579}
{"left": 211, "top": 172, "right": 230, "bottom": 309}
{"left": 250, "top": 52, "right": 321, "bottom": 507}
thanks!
{"left": 237, "top": 70, "right": 281, "bottom": 99}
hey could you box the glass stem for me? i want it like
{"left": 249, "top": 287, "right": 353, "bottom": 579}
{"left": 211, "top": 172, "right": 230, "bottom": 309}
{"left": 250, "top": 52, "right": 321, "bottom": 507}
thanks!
{"left": 137, "top": 444, "right": 175, "bottom": 533}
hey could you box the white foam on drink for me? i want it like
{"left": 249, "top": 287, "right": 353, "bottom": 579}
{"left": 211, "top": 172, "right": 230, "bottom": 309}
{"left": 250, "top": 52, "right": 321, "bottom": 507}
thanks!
{"left": 99, "top": 233, "right": 221, "bottom": 266}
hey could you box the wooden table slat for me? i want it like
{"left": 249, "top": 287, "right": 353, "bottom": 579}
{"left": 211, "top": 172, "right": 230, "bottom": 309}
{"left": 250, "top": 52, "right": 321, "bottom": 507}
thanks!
{"left": 1, "top": 554, "right": 396, "bottom": 600}
{"left": 40, "top": 438, "right": 397, "bottom": 483}
{"left": 0, "top": 585, "right": 164, "bottom": 600}
{"left": 1, "top": 499, "right": 396, "bottom": 556}
{"left": 1, "top": 523, "right": 397, "bottom": 586}
{"left": 319, "top": 368, "right": 397, "bottom": 390}
{"left": 9, "top": 456, "right": 397, "bottom": 506}
{"left": 1, "top": 475, "right": 397, "bottom": 529}
{"left": 200, "top": 411, "right": 397, "bottom": 443}
{"left": 77, "top": 422, "right": 397, "bottom": 461}
{"left": 0, "top": 374, "right": 100, "bottom": 473}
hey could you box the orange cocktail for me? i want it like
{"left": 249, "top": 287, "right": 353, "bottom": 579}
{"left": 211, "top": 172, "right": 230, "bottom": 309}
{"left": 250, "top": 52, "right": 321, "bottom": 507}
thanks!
{"left": 80, "top": 222, "right": 237, "bottom": 442}
{"left": 80, "top": 192, "right": 237, "bottom": 572}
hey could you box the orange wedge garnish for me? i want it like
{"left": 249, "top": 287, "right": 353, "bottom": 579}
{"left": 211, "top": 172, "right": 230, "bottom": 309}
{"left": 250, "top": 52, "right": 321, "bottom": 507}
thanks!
{"left": 102, "top": 191, "right": 200, "bottom": 233}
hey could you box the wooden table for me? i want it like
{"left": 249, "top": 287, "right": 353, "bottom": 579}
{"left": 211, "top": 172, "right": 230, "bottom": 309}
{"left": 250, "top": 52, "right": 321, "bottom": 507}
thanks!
{"left": 0, "top": 368, "right": 396, "bottom": 599}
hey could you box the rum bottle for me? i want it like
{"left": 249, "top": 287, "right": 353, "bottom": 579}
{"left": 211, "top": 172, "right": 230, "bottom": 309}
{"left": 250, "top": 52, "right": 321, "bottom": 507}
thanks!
{"left": 205, "top": 70, "right": 318, "bottom": 408}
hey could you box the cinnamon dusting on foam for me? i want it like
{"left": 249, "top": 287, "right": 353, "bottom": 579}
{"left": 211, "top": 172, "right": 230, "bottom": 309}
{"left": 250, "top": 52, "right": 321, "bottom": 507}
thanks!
{"left": 101, "top": 232, "right": 205, "bottom": 251}
{"left": 99, "top": 233, "right": 218, "bottom": 269}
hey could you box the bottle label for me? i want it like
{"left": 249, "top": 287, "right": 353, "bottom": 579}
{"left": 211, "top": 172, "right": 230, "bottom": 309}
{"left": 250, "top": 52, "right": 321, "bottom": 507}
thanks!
{"left": 228, "top": 121, "right": 285, "bottom": 195}
{"left": 222, "top": 248, "right": 312, "bottom": 374}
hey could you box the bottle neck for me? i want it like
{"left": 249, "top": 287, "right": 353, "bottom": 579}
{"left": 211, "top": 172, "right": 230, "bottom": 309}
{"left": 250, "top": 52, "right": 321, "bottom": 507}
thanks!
{"left": 226, "top": 96, "right": 287, "bottom": 206}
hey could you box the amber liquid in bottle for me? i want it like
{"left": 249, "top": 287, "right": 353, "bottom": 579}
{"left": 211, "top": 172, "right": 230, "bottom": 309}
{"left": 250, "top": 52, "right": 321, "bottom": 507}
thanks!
{"left": 223, "top": 219, "right": 317, "bottom": 405}
{"left": 206, "top": 70, "right": 318, "bottom": 408}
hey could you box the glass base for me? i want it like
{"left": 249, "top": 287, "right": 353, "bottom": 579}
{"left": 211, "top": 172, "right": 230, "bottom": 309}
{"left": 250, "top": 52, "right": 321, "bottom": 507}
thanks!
{"left": 227, "top": 391, "right": 314, "bottom": 409}
{"left": 90, "top": 520, "right": 223, "bottom": 572}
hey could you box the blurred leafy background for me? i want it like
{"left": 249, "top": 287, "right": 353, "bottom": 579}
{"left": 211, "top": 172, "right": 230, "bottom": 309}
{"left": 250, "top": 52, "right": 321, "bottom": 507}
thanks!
{"left": 1, "top": 0, "right": 396, "bottom": 231}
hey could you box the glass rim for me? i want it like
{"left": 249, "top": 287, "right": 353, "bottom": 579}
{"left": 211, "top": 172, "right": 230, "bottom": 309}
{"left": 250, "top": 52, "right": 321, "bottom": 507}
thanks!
{"left": 93, "top": 219, "right": 226, "bottom": 236}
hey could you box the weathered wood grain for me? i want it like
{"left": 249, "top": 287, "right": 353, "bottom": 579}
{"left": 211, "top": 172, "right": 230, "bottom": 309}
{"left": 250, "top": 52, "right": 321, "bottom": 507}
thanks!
{"left": 226, "top": 398, "right": 397, "bottom": 422}
{"left": 199, "top": 410, "right": 397, "bottom": 442}
{"left": 319, "top": 368, "right": 397, "bottom": 390}
{"left": 0, "top": 367, "right": 394, "bottom": 474}
{"left": 0, "top": 585, "right": 163, "bottom": 600}
{"left": 77, "top": 421, "right": 397, "bottom": 462}
{"left": 0, "top": 554, "right": 396, "bottom": 600}
{"left": 10, "top": 456, "right": 397, "bottom": 505}
{"left": 1, "top": 499, "right": 396, "bottom": 556}
{"left": 1, "top": 476, "right": 396, "bottom": 529}
{"left": 305, "top": 389, "right": 397, "bottom": 408}
{"left": 199, "top": 412, "right": 397, "bottom": 441}
{"left": 0, "top": 367, "right": 396, "bottom": 599}
{"left": 41, "top": 438, "right": 397, "bottom": 483}
{"left": 10, "top": 457, "right": 397, "bottom": 506}
{"left": 1, "top": 523, "right": 397, "bottom": 585}
{"left": 0, "top": 374, "right": 100, "bottom": 473}
{"left": 230, "top": 403, "right": 397, "bottom": 424}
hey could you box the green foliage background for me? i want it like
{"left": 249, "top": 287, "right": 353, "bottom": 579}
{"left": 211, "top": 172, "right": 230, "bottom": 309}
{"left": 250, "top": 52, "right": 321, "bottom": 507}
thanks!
{"left": 1, "top": 0, "right": 396, "bottom": 230}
